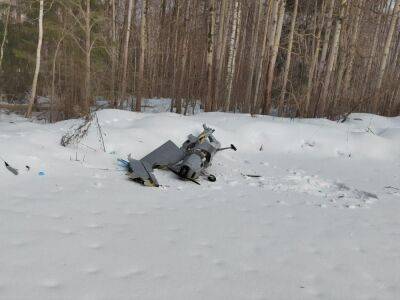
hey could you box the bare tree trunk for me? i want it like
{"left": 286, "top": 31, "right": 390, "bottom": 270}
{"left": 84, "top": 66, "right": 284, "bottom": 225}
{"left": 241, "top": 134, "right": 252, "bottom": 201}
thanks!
{"left": 318, "top": 1, "right": 346, "bottom": 117}
{"left": 234, "top": 6, "right": 250, "bottom": 111}
{"left": 135, "top": 0, "right": 148, "bottom": 112}
{"left": 318, "top": 0, "right": 335, "bottom": 76}
{"left": 374, "top": 0, "right": 400, "bottom": 112}
{"left": 263, "top": 0, "right": 285, "bottom": 114}
{"left": 342, "top": 0, "right": 364, "bottom": 100}
{"left": 26, "top": 0, "right": 44, "bottom": 118}
{"left": 158, "top": 0, "right": 166, "bottom": 96}
{"left": 176, "top": 0, "right": 191, "bottom": 114}
{"left": 84, "top": 0, "right": 91, "bottom": 113}
{"left": 214, "top": 0, "right": 229, "bottom": 110}
{"left": 305, "top": 1, "right": 326, "bottom": 116}
{"left": 244, "top": 0, "right": 263, "bottom": 111}
{"left": 171, "top": 0, "right": 181, "bottom": 112}
{"left": 332, "top": 50, "right": 348, "bottom": 110}
{"left": 0, "top": 1, "right": 10, "bottom": 72}
{"left": 389, "top": 17, "right": 400, "bottom": 74}
{"left": 51, "top": 32, "right": 65, "bottom": 123}
{"left": 224, "top": 0, "right": 241, "bottom": 112}
{"left": 120, "top": 0, "right": 135, "bottom": 108}
{"left": 332, "top": 3, "right": 351, "bottom": 110}
{"left": 205, "top": 0, "right": 216, "bottom": 112}
{"left": 111, "top": 0, "right": 117, "bottom": 107}
{"left": 279, "top": 0, "right": 298, "bottom": 115}
{"left": 363, "top": 4, "right": 383, "bottom": 100}
{"left": 252, "top": 2, "right": 274, "bottom": 113}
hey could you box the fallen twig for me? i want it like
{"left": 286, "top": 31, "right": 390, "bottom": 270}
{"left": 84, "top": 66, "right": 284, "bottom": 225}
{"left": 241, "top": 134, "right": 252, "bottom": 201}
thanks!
{"left": 241, "top": 173, "right": 262, "bottom": 178}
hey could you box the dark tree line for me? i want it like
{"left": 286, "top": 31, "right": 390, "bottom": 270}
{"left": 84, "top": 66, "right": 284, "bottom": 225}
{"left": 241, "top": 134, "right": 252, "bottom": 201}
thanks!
{"left": 0, "top": 0, "right": 400, "bottom": 120}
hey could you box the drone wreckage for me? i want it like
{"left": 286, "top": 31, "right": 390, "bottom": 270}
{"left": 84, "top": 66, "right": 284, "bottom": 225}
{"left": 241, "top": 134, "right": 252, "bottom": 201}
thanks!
{"left": 119, "top": 124, "right": 237, "bottom": 187}
{"left": 2, "top": 123, "right": 236, "bottom": 185}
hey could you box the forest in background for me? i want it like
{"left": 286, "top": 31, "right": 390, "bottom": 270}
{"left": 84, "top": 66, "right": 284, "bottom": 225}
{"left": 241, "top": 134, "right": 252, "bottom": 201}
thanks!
{"left": 0, "top": 0, "right": 400, "bottom": 121}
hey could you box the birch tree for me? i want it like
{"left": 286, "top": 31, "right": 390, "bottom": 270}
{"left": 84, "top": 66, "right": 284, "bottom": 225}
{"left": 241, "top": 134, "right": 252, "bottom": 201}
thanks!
{"left": 318, "top": 0, "right": 347, "bottom": 116}
{"left": 318, "top": 0, "right": 335, "bottom": 76}
{"left": 84, "top": 0, "right": 91, "bottom": 113}
{"left": 252, "top": 2, "right": 275, "bottom": 113}
{"left": 205, "top": 0, "right": 216, "bottom": 112}
{"left": 170, "top": 0, "right": 181, "bottom": 112}
{"left": 110, "top": 0, "right": 117, "bottom": 107}
{"left": 244, "top": 0, "right": 263, "bottom": 111}
{"left": 224, "top": 0, "right": 240, "bottom": 112}
{"left": 279, "top": 0, "right": 298, "bottom": 115}
{"left": 135, "top": 0, "right": 148, "bottom": 112}
{"left": 363, "top": 1, "right": 384, "bottom": 97}
{"left": 263, "top": 0, "right": 285, "bottom": 114}
{"left": 342, "top": 0, "right": 364, "bottom": 99}
{"left": 2, "top": 0, "right": 400, "bottom": 119}
{"left": 120, "top": 0, "right": 135, "bottom": 108}
{"left": 26, "top": 0, "right": 44, "bottom": 118}
{"left": 214, "top": 0, "right": 229, "bottom": 110}
{"left": 50, "top": 26, "right": 66, "bottom": 123}
{"left": 0, "top": 0, "right": 10, "bottom": 72}
{"left": 305, "top": 1, "right": 326, "bottom": 116}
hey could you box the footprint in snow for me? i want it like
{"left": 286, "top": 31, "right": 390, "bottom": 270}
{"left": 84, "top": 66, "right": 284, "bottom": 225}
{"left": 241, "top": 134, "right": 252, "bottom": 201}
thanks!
{"left": 259, "top": 169, "right": 379, "bottom": 208}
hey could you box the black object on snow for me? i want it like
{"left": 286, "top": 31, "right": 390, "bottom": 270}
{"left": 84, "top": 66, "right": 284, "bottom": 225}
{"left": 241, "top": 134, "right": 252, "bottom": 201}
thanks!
{"left": 4, "top": 161, "right": 18, "bottom": 175}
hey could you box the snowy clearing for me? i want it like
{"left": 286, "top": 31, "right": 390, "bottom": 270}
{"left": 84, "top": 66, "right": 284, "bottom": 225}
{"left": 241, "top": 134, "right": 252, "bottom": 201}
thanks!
{"left": 1, "top": 108, "right": 400, "bottom": 299}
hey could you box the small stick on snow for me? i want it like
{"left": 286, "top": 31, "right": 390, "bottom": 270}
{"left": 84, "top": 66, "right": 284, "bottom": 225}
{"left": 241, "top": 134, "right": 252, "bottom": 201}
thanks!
{"left": 241, "top": 173, "right": 262, "bottom": 178}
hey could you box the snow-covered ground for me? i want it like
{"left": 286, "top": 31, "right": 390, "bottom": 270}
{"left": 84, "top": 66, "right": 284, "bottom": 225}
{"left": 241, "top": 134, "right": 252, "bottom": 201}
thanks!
{"left": 1, "top": 108, "right": 400, "bottom": 299}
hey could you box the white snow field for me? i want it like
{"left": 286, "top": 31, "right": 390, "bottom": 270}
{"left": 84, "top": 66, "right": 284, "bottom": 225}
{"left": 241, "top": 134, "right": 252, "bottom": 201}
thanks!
{"left": 1, "top": 107, "right": 400, "bottom": 300}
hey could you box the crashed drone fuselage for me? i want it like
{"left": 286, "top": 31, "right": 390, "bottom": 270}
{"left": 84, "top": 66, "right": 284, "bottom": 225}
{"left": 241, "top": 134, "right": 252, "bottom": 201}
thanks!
{"left": 126, "top": 124, "right": 235, "bottom": 186}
